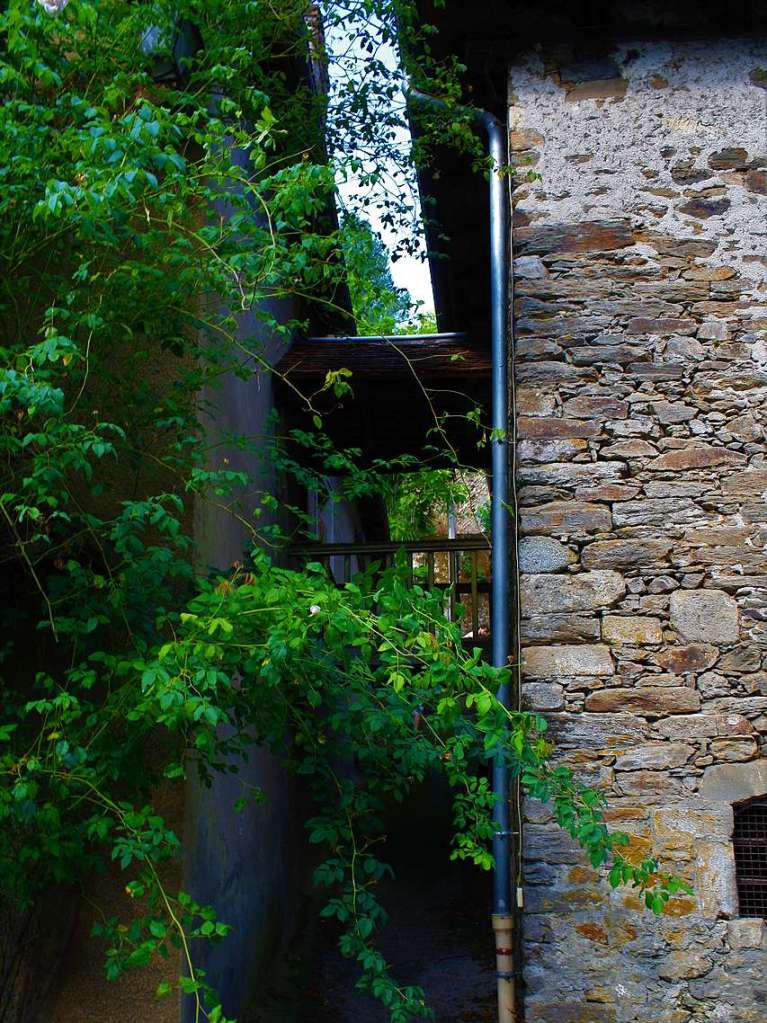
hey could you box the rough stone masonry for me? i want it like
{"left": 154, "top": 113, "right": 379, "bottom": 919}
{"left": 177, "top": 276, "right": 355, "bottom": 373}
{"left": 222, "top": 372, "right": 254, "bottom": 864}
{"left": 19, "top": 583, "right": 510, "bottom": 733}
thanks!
{"left": 510, "top": 31, "right": 767, "bottom": 1023}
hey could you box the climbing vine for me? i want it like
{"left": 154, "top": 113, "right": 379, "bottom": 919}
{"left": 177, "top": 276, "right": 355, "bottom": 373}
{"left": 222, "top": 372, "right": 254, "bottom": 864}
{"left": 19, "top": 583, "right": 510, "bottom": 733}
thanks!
{"left": 0, "top": 1, "right": 691, "bottom": 1021}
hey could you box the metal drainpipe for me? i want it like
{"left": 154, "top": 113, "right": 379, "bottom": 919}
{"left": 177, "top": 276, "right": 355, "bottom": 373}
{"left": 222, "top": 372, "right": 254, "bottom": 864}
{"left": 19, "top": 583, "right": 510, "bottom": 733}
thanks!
{"left": 477, "top": 110, "right": 516, "bottom": 1023}
{"left": 409, "top": 91, "right": 516, "bottom": 1023}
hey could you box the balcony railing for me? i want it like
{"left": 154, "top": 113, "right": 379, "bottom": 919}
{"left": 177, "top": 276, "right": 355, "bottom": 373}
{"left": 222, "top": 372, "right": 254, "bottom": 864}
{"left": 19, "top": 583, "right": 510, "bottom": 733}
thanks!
{"left": 288, "top": 536, "right": 491, "bottom": 647}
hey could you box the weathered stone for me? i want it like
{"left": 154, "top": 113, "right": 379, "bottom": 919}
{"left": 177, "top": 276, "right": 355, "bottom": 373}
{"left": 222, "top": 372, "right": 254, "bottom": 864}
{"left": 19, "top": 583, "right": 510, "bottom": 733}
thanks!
{"left": 666, "top": 336, "right": 706, "bottom": 362}
{"left": 518, "top": 461, "right": 625, "bottom": 487}
{"left": 561, "top": 395, "right": 629, "bottom": 419}
{"left": 681, "top": 266, "right": 736, "bottom": 281}
{"left": 654, "top": 712, "right": 753, "bottom": 740}
{"left": 708, "top": 147, "right": 749, "bottom": 170}
{"left": 512, "top": 153, "right": 541, "bottom": 175}
{"left": 570, "top": 345, "right": 646, "bottom": 365}
{"left": 626, "top": 362, "right": 685, "bottom": 381}
{"left": 615, "top": 770, "right": 689, "bottom": 798}
{"left": 658, "top": 951, "right": 713, "bottom": 981}
{"left": 517, "top": 388, "right": 556, "bottom": 417}
{"left": 513, "top": 254, "right": 548, "bottom": 279}
{"left": 581, "top": 538, "right": 672, "bottom": 570}
{"left": 646, "top": 576, "right": 678, "bottom": 594}
{"left": 722, "top": 470, "right": 767, "bottom": 496}
{"left": 523, "top": 644, "right": 614, "bottom": 678}
{"left": 584, "top": 687, "right": 701, "bottom": 715}
{"left": 574, "top": 483, "right": 642, "bottom": 502}
{"left": 516, "top": 296, "right": 573, "bottom": 319}
{"left": 698, "top": 670, "right": 730, "bottom": 699}
{"left": 565, "top": 78, "right": 628, "bottom": 103}
{"left": 655, "top": 645, "right": 719, "bottom": 674}
{"left": 643, "top": 480, "right": 708, "bottom": 498}
{"left": 684, "top": 523, "right": 755, "bottom": 546}
{"left": 641, "top": 672, "right": 686, "bottom": 688}
{"left": 519, "top": 438, "right": 588, "bottom": 462}
{"left": 710, "top": 737, "right": 759, "bottom": 762}
{"left": 697, "top": 842, "right": 740, "bottom": 918}
{"left": 653, "top": 805, "right": 734, "bottom": 843}
{"left": 517, "top": 416, "right": 599, "bottom": 439}
{"left": 713, "top": 575, "right": 767, "bottom": 591}
{"left": 515, "top": 220, "right": 634, "bottom": 255}
{"left": 745, "top": 170, "right": 767, "bottom": 195}
{"left": 517, "top": 313, "right": 612, "bottom": 341}
{"left": 743, "top": 672, "right": 767, "bottom": 696}
{"left": 626, "top": 316, "right": 697, "bottom": 334}
{"left": 614, "top": 742, "right": 693, "bottom": 771}
{"left": 669, "top": 589, "right": 739, "bottom": 645}
{"left": 613, "top": 499, "right": 702, "bottom": 528}
{"left": 699, "top": 760, "right": 767, "bottom": 801}
{"left": 523, "top": 1002, "right": 617, "bottom": 1023}
{"left": 678, "top": 197, "right": 731, "bottom": 219}
{"left": 516, "top": 338, "right": 562, "bottom": 360}
{"left": 602, "top": 615, "right": 663, "bottom": 645}
{"left": 520, "top": 501, "right": 612, "bottom": 536}
{"left": 718, "top": 646, "right": 763, "bottom": 673}
{"left": 518, "top": 536, "right": 572, "bottom": 574}
{"left": 689, "top": 545, "right": 767, "bottom": 571}
{"left": 521, "top": 682, "right": 565, "bottom": 711}
{"left": 600, "top": 440, "right": 657, "bottom": 459}
{"left": 574, "top": 922, "right": 608, "bottom": 945}
{"left": 523, "top": 824, "right": 582, "bottom": 864}
{"left": 520, "top": 571, "right": 625, "bottom": 614}
{"left": 511, "top": 127, "right": 545, "bottom": 154}
{"left": 520, "top": 614, "right": 601, "bottom": 644}
{"left": 559, "top": 58, "right": 620, "bottom": 85}
{"left": 708, "top": 696, "right": 767, "bottom": 715}
{"left": 727, "top": 919, "right": 765, "bottom": 950}
{"left": 698, "top": 320, "right": 729, "bottom": 341}
{"left": 638, "top": 231, "right": 716, "bottom": 258}
{"left": 691, "top": 299, "right": 742, "bottom": 316}
{"left": 516, "top": 360, "right": 579, "bottom": 382}
{"left": 648, "top": 444, "right": 746, "bottom": 471}
{"left": 670, "top": 159, "right": 710, "bottom": 184}
{"left": 547, "top": 713, "right": 649, "bottom": 749}
{"left": 728, "top": 414, "right": 764, "bottom": 443}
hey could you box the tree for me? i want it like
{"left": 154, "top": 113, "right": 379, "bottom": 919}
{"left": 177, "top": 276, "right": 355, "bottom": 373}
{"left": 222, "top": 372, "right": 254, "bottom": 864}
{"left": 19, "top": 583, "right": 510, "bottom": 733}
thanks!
{"left": 341, "top": 212, "right": 414, "bottom": 334}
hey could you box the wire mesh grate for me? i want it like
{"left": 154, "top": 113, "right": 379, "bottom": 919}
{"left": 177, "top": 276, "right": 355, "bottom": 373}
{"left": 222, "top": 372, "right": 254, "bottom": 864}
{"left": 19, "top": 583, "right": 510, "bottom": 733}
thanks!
{"left": 734, "top": 800, "right": 767, "bottom": 918}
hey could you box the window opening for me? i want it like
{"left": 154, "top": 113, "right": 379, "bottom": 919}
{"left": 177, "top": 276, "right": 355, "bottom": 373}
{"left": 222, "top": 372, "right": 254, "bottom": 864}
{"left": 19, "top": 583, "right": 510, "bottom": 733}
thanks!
{"left": 734, "top": 799, "right": 767, "bottom": 918}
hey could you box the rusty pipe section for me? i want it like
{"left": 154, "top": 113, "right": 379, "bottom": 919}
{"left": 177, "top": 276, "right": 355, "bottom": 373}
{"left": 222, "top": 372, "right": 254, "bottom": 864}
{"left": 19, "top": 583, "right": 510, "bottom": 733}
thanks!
{"left": 493, "top": 913, "right": 516, "bottom": 1022}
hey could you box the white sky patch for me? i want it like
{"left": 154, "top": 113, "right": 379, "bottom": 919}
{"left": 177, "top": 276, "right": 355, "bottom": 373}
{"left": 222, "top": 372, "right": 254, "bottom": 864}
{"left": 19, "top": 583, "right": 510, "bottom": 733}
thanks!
{"left": 323, "top": 6, "right": 435, "bottom": 315}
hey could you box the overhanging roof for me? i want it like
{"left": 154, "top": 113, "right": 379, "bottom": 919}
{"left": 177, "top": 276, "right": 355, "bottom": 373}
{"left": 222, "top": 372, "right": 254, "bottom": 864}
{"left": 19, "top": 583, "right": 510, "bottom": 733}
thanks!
{"left": 275, "top": 333, "right": 491, "bottom": 467}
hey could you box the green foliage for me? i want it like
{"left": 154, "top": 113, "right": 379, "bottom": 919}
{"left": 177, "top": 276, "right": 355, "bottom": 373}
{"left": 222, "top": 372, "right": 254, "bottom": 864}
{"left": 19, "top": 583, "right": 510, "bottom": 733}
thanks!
{"left": 143, "top": 552, "right": 690, "bottom": 1019}
{"left": 384, "top": 468, "right": 467, "bottom": 540}
{"left": 341, "top": 212, "right": 414, "bottom": 335}
{"left": 0, "top": 1, "right": 692, "bottom": 1021}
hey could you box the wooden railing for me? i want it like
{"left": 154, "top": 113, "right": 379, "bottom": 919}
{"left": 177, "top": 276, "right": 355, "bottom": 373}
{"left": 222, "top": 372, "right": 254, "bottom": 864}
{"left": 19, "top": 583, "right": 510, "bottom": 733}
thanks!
{"left": 288, "top": 536, "right": 491, "bottom": 647}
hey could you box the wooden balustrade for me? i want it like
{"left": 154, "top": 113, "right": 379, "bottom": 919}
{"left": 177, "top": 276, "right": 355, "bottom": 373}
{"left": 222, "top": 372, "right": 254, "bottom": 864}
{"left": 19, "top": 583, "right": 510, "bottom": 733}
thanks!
{"left": 288, "top": 536, "right": 492, "bottom": 648}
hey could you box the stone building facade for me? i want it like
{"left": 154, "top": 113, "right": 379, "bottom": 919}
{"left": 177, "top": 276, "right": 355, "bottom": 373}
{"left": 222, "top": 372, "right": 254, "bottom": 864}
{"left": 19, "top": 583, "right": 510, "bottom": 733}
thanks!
{"left": 511, "top": 33, "right": 767, "bottom": 1023}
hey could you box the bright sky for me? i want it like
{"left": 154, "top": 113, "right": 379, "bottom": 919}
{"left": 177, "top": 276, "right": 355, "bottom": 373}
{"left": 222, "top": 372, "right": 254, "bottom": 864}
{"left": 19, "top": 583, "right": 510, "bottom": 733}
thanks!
{"left": 322, "top": 6, "right": 435, "bottom": 316}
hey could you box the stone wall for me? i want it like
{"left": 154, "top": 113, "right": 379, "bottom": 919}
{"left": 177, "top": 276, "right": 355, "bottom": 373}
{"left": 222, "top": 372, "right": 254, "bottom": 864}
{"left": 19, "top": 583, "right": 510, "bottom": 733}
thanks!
{"left": 509, "top": 33, "right": 767, "bottom": 1023}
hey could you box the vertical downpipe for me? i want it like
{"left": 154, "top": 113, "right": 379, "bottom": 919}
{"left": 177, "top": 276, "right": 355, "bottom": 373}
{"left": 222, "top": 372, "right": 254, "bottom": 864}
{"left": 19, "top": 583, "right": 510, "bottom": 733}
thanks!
{"left": 479, "top": 111, "right": 515, "bottom": 1023}
{"left": 408, "top": 90, "right": 516, "bottom": 1022}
